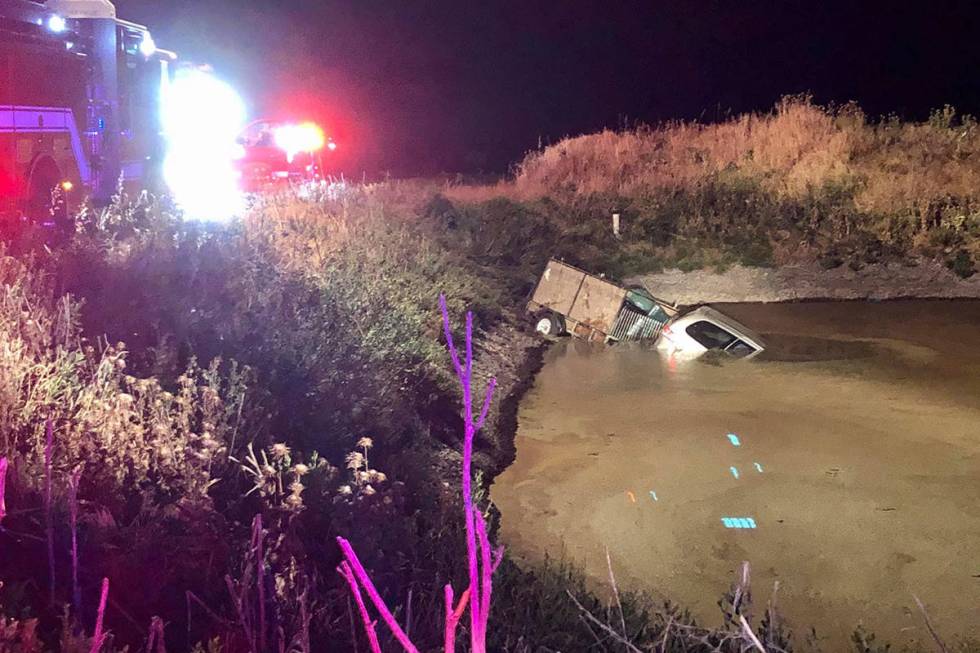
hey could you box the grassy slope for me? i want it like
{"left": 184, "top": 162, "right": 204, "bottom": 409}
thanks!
{"left": 448, "top": 97, "right": 980, "bottom": 278}
{"left": 0, "top": 188, "right": 680, "bottom": 652}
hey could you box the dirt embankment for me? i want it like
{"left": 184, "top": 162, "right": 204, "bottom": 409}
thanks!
{"left": 428, "top": 310, "right": 546, "bottom": 483}
{"left": 633, "top": 260, "right": 980, "bottom": 305}
{"left": 473, "top": 314, "right": 547, "bottom": 476}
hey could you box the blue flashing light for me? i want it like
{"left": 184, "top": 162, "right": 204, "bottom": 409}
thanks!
{"left": 649, "top": 491, "right": 658, "bottom": 502}
{"left": 754, "top": 462, "right": 764, "bottom": 473}
{"left": 730, "top": 466, "right": 740, "bottom": 479}
{"left": 721, "top": 517, "right": 757, "bottom": 529}
{"left": 727, "top": 433, "right": 741, "bottom": 447}
{"left": 47, "top": 14, "right": 68, "bottom": 33}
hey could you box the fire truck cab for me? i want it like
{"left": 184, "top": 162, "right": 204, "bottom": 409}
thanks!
{"left": 0, "top": 0, "right": 175, "bottom": 226}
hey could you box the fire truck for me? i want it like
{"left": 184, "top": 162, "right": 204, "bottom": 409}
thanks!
{"left": 0, "top": 0, "right": 174, "bottom": 225}
{"left": 234, "top": 119, "right": 337, "bottom": 192}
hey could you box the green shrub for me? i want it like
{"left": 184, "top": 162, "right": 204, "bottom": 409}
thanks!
{"left": 947, "top": 249, "right": 977, "bottom": 278}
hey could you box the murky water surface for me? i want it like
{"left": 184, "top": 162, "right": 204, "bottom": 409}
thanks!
{"left": 492, "top": 300, "right": 980, "bottom": 647}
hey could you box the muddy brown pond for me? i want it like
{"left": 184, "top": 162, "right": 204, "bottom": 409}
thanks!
{"left": 491, "top": 300, "right": 980, "bottom": 649}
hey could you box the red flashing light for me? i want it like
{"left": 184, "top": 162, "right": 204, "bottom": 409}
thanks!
{"left": 274, "top": 122, "right": 326, "bottom": 162}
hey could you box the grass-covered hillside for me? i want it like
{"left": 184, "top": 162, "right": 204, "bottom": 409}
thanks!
{"left": 448, "top": 97, "right": 980, "bottom": 278}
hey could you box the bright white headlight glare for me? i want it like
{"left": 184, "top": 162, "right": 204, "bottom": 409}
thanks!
{"left": 47, "top": 14, "right": 68, "bottom": 33}
{"left": 162, "top": 68, "right": 247, "bottom": 222}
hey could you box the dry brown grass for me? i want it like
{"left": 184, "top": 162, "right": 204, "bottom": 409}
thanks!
{"left": 507, "top": 97, "right": 980, "bottom": 215}
{"left": 0, "top": 247, "right": 243, "bottom": 512}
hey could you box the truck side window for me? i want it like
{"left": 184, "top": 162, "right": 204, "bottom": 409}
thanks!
{"left": 685, "top": 321, "right": 736, "bottom": 350}
{"left": 726, "top": 339, "right": 757, "bottom": 358}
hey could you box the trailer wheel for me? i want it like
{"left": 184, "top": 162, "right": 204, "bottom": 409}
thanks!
{"left": 535, "top": 313, "right": 564, "bottom": 337}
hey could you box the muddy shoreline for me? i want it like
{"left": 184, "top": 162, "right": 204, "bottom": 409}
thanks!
{"left": 465, "top": 312, "right": 548, "bottom": 477}
{"left": 632, "top": 260, "right": 980, "bottom": 305}
{"left": 428, "top": 310, "right": 546, "bottom": 484}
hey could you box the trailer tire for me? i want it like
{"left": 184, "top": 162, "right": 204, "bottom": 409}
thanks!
{"left": 534, "top": 313, "right": 565, "bottom": 337}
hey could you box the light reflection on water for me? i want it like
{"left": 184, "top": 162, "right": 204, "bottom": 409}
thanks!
{"left": 492, "top": 300, "right": 980, "bottom": 647}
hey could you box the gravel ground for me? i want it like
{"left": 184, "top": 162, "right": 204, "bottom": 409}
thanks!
{"left": 632, "top": 260, "right": 980, "bottom": 305}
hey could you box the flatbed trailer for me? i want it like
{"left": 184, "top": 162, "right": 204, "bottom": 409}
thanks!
{"left": 526, "top": 258, "right": 678, "bottom": 342}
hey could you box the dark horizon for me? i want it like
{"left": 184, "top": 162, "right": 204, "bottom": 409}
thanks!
{"left": 115, "top": 0, "right": 980, "bottom": 177}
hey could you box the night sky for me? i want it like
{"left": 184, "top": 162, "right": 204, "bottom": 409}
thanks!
{"left": 114, "top": 0, "right": 980, "bottom": 177}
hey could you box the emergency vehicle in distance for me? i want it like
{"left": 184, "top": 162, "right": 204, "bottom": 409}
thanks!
{"left": 0, "top": 0, "right": 175, "bottom": 225}
{"left": 234, "top": 119, "right": 338, "bottom": 193}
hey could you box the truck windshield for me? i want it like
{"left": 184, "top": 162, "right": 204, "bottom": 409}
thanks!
{"left": 625, "top": 288, "right": 669, "bottom": 321}
{"left": 685, "top": 321, "right": 736, "bottom": 350}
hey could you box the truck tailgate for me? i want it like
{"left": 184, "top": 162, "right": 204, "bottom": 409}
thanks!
{"left": 528, "top": 260, "right": 587, "bottom": 315}
{"left": 566, "top": 274, "right": 627, "bottom": 335}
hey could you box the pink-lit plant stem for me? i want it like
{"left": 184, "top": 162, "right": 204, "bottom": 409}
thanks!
{"left": 146, "top": 616, "right": 166, "bottom": 653}
{"left": 335, "top": 537, "right": 418, "bottom": 653}
{"left": 89, "top": 577, "right": 110, "bottom": 653}
{"left": 443, "top": 585, "right": 470, "bottom": 653}
{"left": 45, "top": 418, "right": 55, "bottom": 603}
{"left": 0, "top": 456, "right": 8, "bottom": 526}
{"left": 335, "top": 296, "right": 501, "bottom": 652}
{"left": 439, "top": 295, "right": 499, "bottom": 652}
{"left": 69, "top": 466, "right": 83, "bottom": 615}
{"left": 252, "top": 514, "right": 267, "bottom": 653}
{"left": 338, "top": 560, "right": 383, "bottom": 653}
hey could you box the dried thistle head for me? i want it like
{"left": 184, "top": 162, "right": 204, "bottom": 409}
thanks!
{"left": 270, "top": 443, "right": 290, "bottom": 460}
{"left": 356, "top": 437, "right": 374, "bottom": 450}
{"left": 345, "top": 451, "right": 364, "bottom": 471}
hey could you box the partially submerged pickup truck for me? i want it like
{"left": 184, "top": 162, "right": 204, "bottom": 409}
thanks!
{"left": 526, "top": 259, "right": 767, "bottom": 357}
{"left": 526, "top": 259, "right": 679, "bottom": 342}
